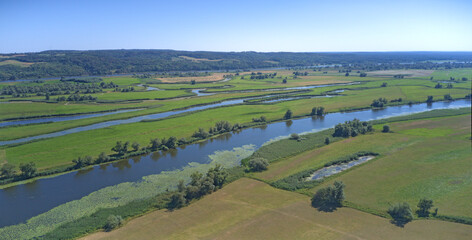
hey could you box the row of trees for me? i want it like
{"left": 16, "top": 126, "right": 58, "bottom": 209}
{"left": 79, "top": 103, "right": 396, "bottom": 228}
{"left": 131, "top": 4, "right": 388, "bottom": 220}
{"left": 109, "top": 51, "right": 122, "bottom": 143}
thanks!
{"left": 249, "top": 72, "right": 277, "bottom": 80}
{"left": 0, "top": 81, "right": 115, "bottom": 96}
{"left": 56, "top": 94, "right": 97, "bottom": 102}
{"left": 192, "top": 120, "right": 242, "bottom": 139}
{"left": 293, "top": 71, "right": 309, "bottom": 76}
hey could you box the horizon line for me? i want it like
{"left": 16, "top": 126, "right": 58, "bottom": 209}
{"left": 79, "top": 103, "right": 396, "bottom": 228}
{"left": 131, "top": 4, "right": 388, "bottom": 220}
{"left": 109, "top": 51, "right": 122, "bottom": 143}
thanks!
{"left": 2, "top": 49, "right": 472, "bottom": 55}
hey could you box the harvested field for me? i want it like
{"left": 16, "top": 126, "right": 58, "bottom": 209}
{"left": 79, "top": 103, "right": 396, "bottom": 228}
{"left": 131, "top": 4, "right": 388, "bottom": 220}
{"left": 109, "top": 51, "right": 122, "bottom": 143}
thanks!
{"left": 82, "top": 178, "right": 472, "bottom": 240}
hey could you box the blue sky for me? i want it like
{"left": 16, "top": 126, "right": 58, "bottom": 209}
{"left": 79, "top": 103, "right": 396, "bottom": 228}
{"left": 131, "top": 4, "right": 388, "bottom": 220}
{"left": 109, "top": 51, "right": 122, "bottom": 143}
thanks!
{"left": 1, "top": 0, "right": 471, "bottom": 53}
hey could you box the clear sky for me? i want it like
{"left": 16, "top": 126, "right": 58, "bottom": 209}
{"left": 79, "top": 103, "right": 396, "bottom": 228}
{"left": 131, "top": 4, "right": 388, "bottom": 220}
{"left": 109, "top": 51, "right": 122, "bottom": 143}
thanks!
{"left": 1, "top": 0, "right": 471, "bottom": 53}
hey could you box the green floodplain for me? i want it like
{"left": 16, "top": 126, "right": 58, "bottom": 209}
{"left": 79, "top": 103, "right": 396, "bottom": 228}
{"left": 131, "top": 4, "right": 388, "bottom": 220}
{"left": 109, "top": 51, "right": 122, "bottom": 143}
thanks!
{"left": 0, "top": 65, "right": 471, "bottom": 239}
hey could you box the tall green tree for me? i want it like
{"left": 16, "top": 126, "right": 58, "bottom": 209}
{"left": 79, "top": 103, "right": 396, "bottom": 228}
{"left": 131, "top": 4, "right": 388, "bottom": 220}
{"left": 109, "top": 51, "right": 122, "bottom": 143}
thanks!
{"left": 0, "top": 163, "right": 16, "bottom": 178}
{"left": 284, "top": 109, "right": 293, "bottom": 119}
{"left": 388, "top": 202, "right": 413, "bottom": 226}
{"left": 19, "top": 162, "right": 37, "bottom": 178}
{"left": 416, "top": 198, "right": 434, "bottom": 217}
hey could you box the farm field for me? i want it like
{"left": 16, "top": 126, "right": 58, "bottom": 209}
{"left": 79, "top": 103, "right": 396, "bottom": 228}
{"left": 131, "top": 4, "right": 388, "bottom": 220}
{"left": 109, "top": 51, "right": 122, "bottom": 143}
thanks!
{"left": 82, "top": 178, "right": 472, "bottom": 240}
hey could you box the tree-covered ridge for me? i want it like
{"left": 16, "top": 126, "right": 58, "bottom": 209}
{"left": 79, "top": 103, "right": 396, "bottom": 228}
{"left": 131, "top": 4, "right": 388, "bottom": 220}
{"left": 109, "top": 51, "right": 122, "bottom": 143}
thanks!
{"left": 1, "top": 50, "right": 472, "bottom": 80}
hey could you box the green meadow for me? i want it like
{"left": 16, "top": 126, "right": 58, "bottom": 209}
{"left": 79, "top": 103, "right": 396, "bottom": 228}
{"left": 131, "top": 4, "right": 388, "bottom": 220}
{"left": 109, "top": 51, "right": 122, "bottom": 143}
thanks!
{"left": 253, "top": 112, "right": 472, "bottom": 218}
{"left": 1, "top": 69, "right": 471, "bottom": 171}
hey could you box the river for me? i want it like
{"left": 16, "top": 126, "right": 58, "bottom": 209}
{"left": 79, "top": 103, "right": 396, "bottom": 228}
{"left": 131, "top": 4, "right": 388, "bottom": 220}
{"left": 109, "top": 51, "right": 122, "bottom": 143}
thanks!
{"left": 0, "top": 99, "right": 469, "bottom": 227}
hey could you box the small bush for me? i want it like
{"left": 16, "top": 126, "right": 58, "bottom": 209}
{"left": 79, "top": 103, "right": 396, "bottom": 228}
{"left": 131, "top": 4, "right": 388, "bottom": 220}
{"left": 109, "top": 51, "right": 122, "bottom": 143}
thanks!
{"left": 247, "top": 158, "right": 269, "bottom": 172}
{"left": 388, "top": 202, "right": 413, "bottom": 226}
{"left": 382, "top": 125, "right": 390, "bottom": 133}
{"left": 290, "top": 133, "right": 300, "bottom": 140}
{"left": 104, "top": 215, "right": 123, "bottom": 232}
{"left": 167, "top": 192, "right": 186, "bottom": 210}
{"left": 311, "top": 181, "right": 345, "bottom": 212}
{"left": 416, "top": 198, "right": 434, "bottom": 217}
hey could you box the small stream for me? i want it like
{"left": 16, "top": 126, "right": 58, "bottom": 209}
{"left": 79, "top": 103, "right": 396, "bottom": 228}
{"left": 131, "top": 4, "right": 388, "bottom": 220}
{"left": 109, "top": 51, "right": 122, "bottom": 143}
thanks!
{"left": 0, "top": 109, "right": 142, "bottom": 128}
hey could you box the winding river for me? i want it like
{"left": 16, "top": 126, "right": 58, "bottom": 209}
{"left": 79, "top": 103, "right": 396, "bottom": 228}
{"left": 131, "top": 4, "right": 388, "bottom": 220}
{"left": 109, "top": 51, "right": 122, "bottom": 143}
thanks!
{"left": 0, "top": 99, "right": 469, "bottom": 227}
{"left": 0, "top": 82, "right": 355, "bottom": 145}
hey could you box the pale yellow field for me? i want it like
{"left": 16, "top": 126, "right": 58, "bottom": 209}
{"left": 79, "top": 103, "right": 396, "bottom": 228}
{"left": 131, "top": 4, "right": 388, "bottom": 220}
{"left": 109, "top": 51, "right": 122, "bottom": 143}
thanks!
{"left": 366, "top": 69, "right": 434, "bottom": 77}
{"left": 155, "top": 72, "right": 228, "bottom": 83}
{"left": 82, "top": 178, "right": 472, "bottom": 240}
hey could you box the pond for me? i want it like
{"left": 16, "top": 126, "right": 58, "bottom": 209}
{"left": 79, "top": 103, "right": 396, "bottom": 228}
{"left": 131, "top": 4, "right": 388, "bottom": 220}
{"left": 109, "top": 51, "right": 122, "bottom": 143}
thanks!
{"left": 308, "top": 155, "right": 376, "bottom": 181}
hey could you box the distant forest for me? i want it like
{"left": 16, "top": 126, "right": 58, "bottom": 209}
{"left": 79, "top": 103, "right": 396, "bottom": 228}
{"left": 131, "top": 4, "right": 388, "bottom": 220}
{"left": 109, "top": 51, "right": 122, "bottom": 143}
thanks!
{"left": 1, "top": 50, "right": 471, "bottom": 80}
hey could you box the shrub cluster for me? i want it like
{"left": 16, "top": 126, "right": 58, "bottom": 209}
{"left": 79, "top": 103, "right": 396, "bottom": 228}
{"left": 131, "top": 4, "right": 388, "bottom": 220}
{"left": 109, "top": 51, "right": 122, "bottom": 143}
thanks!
{"left": 252, "top": 115, "right": 267, "bottom": 123}
{"left": 333, "top": 119, "right": 373, "bottom": 138}
{"left": 246, "top": 158, "right": 269, "bottom": 172}
{"left": 371, "top": 98, "right": 388, "bottom": 107}
{"left": 311, "top": 181, "right": 345, "bottom": 211}
{"left": 168, "top": 165, "right": 227, "bottom": 209}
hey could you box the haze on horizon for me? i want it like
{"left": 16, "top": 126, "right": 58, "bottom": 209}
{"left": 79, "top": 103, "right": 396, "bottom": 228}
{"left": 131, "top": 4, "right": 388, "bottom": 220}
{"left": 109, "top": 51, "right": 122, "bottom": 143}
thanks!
{"left": 0, "top": 0, "right": 471, "bottom": 53}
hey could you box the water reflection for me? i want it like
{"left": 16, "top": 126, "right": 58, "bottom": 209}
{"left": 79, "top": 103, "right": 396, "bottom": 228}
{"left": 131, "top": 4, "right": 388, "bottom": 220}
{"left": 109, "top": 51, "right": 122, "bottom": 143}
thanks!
{"left": 169, "top": 149, "right": 178, "bottom": 158}
{"left": 99, "top": 163, "right": 110, "bottom": 170}
{"left": 198, "top": 139, "right": 209, "bottom": 149}
{"left": 112, "top": 160, "right": 132, "bottom": 170}
{"left": 131, "top": 156, "right": 141, "bottom": 164}
{"left": 151, "top": 151, "right": 161, "bottom": 161}
{"left": 75, "top": 167, "right": 94, "bottom": 177}
{"left": 254, "top": 124, "right": 268, "bottom": 130}
{"left": 285, "top": 120, "right": 293, "bottom": 127}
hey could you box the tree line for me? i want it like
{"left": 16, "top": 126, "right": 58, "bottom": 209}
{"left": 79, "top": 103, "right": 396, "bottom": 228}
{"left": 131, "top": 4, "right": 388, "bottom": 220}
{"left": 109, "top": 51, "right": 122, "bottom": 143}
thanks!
{"left": 0, "top": 81, "right": 117, "bottom": 97}
{"left": 2, "top": 50, "right": 471, "bottom": 80}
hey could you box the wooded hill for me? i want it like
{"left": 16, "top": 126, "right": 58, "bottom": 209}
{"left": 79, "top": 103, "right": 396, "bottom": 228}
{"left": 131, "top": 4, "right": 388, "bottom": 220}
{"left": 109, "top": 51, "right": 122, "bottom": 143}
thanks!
{"left": 1, "top": 50, "right": 471, "bottom": 80}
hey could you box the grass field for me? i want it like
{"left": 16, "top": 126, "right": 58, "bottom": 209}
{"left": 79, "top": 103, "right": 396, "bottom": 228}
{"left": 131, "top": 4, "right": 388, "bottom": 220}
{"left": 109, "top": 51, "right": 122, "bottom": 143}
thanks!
{"left": 254, "top": 113, "right": 472, "bottom": 218}
{"left": 0, "top": 68, "right": 470, "bottom": 173}
{"left": 1, "top": 79, "right": 470, "bottom": 169}
{"left": 430, "top": 68, "right": 472, "bottom": 80}
{"left": 82, "top": 178, "right": 472, "bottom": 240}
